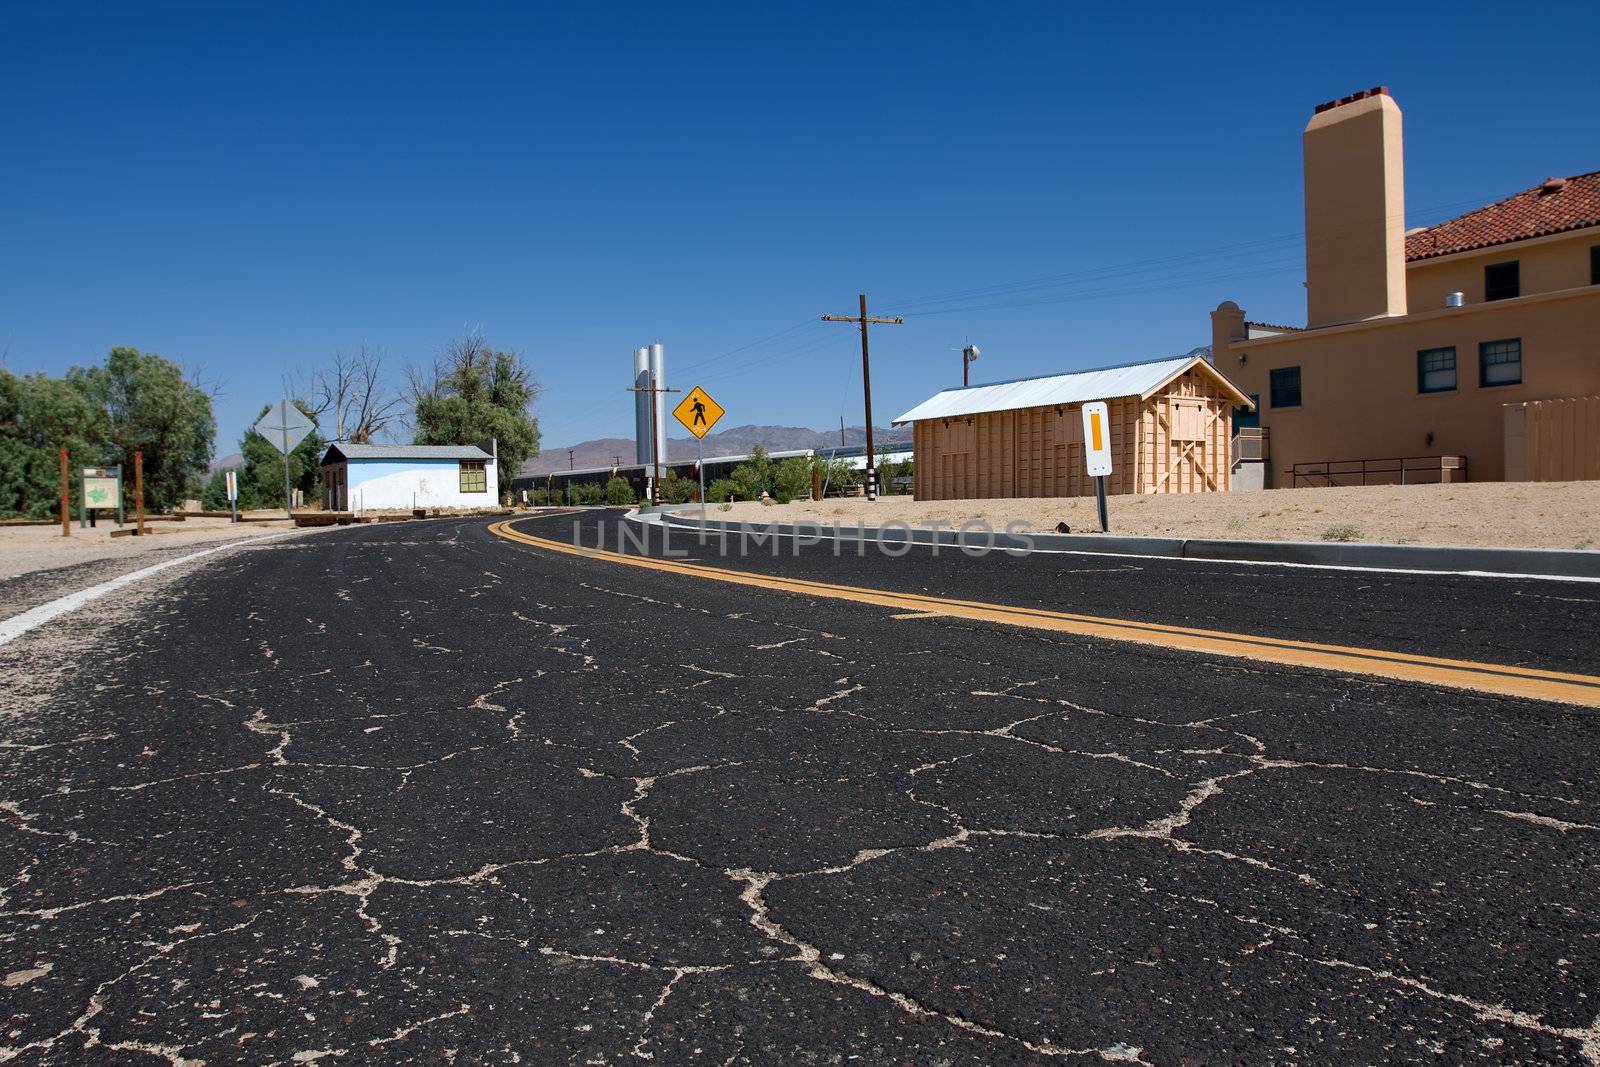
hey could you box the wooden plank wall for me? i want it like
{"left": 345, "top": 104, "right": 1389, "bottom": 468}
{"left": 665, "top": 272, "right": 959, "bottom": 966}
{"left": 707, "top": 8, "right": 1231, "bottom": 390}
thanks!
{"left": 1523, "top": 395, "right": 1600, "bottom": 482}
{"left": 913, "top": 367, "right": 1236, "bottom": 500}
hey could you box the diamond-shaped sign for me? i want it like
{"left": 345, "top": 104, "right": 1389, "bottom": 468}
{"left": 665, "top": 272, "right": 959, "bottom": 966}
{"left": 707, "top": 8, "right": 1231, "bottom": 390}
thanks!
{"left": 254, "top": 400, "right": 315, "bottom": 455}
{"left": 672, "top": 386, "right": 725, "bottom": 440}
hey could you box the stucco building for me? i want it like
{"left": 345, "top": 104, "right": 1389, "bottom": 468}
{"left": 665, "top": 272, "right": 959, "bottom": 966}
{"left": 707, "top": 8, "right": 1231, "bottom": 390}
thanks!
{"left": 320, "top": 442, "right": 499, "bottom": 512}
{"left": 1212, "top": 87, "right": 1599, "bottom": 486}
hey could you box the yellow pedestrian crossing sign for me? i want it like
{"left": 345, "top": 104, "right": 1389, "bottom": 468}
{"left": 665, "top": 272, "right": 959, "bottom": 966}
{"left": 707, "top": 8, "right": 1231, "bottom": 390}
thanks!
{"left": 673, "top": 386, "right": 725, "bottom": 439}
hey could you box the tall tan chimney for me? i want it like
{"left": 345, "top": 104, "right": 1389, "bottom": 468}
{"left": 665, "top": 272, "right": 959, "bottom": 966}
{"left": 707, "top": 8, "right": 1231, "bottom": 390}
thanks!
{"left": 1303, "top": 87, "right": 1406, "bottom": 327}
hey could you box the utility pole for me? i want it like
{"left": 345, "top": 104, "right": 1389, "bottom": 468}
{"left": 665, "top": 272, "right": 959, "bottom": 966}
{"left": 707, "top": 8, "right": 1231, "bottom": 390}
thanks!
{"left": 962, "top": 343, "right": 980, "bottom": 388}
{"left": 822, "top": 293, "right": 902, "bottom": 501}
{"left": 568, "top": 449, "right": 575, "bottom": 470}
{"left": 625, "top": 374, "right": 680, "bottom": 505}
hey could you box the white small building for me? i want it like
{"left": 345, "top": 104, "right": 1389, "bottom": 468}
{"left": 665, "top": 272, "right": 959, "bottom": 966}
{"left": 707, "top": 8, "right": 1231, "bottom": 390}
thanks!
{"left": 320, "top": 442, "right": 499, "bottom": 512}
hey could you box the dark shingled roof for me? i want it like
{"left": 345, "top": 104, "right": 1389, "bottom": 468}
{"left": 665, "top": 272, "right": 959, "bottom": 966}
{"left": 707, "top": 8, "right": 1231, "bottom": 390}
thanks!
{"left": 1406, "top": 172, "right": 1600, "bottom": 261}
{"left": 322, "top": 443, "right": 492, "bottom": 462}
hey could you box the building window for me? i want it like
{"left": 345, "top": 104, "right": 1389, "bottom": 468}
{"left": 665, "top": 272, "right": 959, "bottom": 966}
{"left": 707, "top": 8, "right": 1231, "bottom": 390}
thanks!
{"left": 1269, "top": 366, "right": 1301, "bottom": 408}
{"left": 1484, "top": 260, "right": 1519, "bottom": 301}
{"left": 1591, "top": 245, "right": 1599, "bottom": 285}
{"left": 1479, "top": 338, "right": 1522, "bottom": 387}
{"left": 459, "top": 460, "right": 488, "bottom": 493}
{"left": 1417, "top": 347, "right": 1456, "bottom": 393}
{"left": 1234, "top": 394, "right": 1260, "bottom": 429}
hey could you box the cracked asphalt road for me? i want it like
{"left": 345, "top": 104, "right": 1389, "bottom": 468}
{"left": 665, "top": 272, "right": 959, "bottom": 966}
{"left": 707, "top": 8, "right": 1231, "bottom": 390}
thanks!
{"left": 1, "top": 510, "right": 1598, "bottom": 1064}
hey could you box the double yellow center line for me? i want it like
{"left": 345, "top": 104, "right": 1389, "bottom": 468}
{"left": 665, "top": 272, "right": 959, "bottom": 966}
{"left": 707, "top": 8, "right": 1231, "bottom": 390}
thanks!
{"left": 488, "top": 518, "right": 1600, "bottom": 708}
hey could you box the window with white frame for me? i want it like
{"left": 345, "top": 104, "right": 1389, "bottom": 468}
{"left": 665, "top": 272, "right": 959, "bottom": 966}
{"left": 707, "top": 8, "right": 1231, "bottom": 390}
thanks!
{"left": 1417, "top": 347, "right": 1456, "bottom": 393}
{"left": 1479, "top": 339, "right": 1522, "bottom": 387}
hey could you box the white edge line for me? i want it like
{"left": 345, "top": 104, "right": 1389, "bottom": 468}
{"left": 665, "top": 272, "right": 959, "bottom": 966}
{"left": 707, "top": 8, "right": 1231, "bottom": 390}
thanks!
{"left": 628, "top": 512, "right": 1600, "bottom": 586}
{"left": 0, "top": 532, "right": 301, "bottom": 648}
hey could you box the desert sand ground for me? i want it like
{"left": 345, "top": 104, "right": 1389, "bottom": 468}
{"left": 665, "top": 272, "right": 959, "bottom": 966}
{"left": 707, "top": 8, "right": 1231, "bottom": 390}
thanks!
{"left": 714, "top": 481, "right": 1600, "bottom": 550}
{"left": 0, "top": 512, "right": 298, "bottom": 580}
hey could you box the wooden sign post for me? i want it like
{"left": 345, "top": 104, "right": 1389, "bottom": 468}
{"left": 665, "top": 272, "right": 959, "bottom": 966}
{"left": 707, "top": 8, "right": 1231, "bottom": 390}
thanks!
{"left": 134, "top": 451, "right": 146, "bottom": 536}
{"left": 59, "top": 448, "right": 70, "bottom": 538}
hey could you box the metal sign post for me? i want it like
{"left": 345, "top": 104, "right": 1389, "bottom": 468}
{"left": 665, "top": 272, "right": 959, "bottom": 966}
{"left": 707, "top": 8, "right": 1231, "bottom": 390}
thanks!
{"left": 1081, "top": 401, "right": 1113, "bottom": 532}
{"left": 672, "top": 386, "right": 724, "bottom": 521}
{"left": 253, "top": 400, "right": 314, "bottom": 520}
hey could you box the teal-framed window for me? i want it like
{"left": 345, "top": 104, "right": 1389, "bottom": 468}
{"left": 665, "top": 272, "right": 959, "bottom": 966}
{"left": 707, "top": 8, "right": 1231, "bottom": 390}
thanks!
{"left": 1417, "top": 347, "right": 1456, "bottom": 393}
{"left": 1484, "top": 260, "right": 1519, "bottom": 301}
{"left": 1269, "top": 367, "right": 1301, "bottom": 408}
{"left": 1479, "top": 338, "right": 1522, "bottom": 387}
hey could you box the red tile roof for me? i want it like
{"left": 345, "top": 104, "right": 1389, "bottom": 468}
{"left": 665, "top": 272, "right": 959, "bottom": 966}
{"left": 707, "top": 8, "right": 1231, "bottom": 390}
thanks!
{"left": 1406, "top": 172, "right": 1600, "bottom": 261}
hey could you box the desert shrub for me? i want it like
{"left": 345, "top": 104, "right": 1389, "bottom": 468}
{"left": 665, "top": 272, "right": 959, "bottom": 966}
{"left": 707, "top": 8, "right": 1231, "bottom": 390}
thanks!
{"left": 604, "top": 476, "right": 635, "bottom": 505}
{"left": 1321, "top": 523, "right": 1362, "bottom": 542}
{"left": 772, "top": 457, "right": 813, "bottom": 503}
{"left": 661, "top": 472, "right": 697, "bottom": 504}
{"left": 876, "top": 457, "right": 913, "bottom": 495}
{"left": 706, "top": 478, "right": 738, "bottom": 503}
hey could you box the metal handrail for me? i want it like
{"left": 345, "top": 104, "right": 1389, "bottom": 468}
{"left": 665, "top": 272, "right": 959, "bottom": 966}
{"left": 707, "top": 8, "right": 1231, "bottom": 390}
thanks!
{"left": 1290, "top": 455, "right": 1466, "bottom": 488}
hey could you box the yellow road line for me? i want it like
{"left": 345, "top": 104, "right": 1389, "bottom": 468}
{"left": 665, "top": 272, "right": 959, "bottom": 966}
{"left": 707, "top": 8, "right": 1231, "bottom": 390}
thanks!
{"left": 488, "top": 518, "right": 1600, "bottom": 708}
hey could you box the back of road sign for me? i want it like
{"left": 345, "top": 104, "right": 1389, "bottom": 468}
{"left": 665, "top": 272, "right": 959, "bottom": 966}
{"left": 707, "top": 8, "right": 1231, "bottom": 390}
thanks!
{"left": 1081, "top": 401, "right": 1113, "bottom": 477}
{"left": 254, "top": 400, "right": 314, "bottom": 455}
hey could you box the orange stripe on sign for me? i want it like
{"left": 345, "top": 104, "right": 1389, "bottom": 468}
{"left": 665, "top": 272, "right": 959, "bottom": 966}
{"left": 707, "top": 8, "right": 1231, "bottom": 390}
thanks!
{"left": 1090, "top": 412, "right": 1103, "bottom": 452}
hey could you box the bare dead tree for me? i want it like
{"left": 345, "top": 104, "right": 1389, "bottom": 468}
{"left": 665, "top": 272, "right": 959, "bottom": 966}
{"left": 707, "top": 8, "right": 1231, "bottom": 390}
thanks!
{"left": 311, "top": 345, "right": 402, "bottom": 443}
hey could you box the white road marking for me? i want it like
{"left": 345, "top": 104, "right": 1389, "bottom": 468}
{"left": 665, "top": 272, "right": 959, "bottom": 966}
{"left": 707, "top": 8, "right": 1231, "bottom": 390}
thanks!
{"left": 636, "top": 513, "right": 1600, "bottom": 585}
{"left": 0, "top": 533, "right": 298, "bottom": 648}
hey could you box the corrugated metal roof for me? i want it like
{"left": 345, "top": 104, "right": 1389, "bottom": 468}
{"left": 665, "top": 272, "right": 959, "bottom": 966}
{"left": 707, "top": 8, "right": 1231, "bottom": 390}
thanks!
{"left": 892, "top": 355, "right": 1245, "bottom": 424}
{"left": 324, "top": 443, "right": 493, "bottom": 462}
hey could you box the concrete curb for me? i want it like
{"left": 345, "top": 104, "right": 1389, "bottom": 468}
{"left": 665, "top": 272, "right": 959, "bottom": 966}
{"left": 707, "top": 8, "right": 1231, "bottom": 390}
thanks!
{"left": 651, "top": 509, "right": 1600, "bottom": 580}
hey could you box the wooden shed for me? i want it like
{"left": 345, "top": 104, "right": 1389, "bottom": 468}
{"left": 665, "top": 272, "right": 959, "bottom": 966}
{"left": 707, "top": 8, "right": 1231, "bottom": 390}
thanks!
{"left": 893, "top": 354, "right": 1253, "bottom": 500}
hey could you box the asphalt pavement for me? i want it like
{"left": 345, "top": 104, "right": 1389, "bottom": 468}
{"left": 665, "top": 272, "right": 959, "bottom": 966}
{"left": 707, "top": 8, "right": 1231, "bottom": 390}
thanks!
{"left": 1, "top": 510, "right": 1597, "bottom": 1064}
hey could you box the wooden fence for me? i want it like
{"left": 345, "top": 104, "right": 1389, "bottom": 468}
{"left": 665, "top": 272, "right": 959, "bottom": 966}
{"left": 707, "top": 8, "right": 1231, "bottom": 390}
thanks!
{"left": 1504, "top": 396, "right": 1600, "bottom": 482}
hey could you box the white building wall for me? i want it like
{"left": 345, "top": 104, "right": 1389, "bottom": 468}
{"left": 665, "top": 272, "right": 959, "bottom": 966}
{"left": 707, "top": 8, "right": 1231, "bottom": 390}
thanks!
{"left": 346, "top": 459, "right": 499, "bottom": 512}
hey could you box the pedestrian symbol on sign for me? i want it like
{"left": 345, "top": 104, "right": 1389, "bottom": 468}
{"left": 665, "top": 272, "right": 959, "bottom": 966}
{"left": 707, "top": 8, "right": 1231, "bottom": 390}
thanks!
{"left": 672, "top": 387, "right": 725, "bottom": 440}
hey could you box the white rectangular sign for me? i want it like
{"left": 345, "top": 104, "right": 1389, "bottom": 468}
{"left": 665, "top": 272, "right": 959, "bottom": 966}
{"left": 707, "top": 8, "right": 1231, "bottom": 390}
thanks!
{"left": 1081, "top": 401, "right": 1113, "bottom": 478}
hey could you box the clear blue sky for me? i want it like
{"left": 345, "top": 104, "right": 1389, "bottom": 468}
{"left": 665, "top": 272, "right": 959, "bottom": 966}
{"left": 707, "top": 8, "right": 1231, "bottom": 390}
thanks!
{"left": 4, "top": 2, "right": 1596, "bottom": 454}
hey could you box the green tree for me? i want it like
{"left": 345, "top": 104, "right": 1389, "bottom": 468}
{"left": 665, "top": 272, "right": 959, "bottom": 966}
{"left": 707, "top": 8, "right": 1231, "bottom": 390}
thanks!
{"left": 660, "top": 472, "right": 697, "bottom": 504}
{"left": 0, "top": 368, "right": 109, "bottom": 518}
{"left": 411, "top": 331, "right": 540, "bottom": 503}
{"left": 727, "top": 445, "right": 773, "bottom": 501}
{"left": 706, "top": 477, "right": 738, "bottom": 503}
{"left": 69, "top": 347, "right": 214, "bottom": 512}
{"left": 604, "top": 476, "right": 636, "bottom": 505}
{"left": 236, "top": 401, "right": 325, "bottom": 510}
{"left": 772, "top": 456, "right": 812, "bottom": 503}
{"left": 877, "top": 457, "right": 914, "bottom": 495}
{"left": 200, "top": 468, "right": 232, "bottom": 510}
{"left": 816, "top": 456, "right": 858, "bottom": 497}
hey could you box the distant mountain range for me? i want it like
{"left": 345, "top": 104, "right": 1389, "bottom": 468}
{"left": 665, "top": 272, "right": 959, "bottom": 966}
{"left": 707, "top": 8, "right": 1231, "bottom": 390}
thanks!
{"left": 520, "top": 424, "right": 908, "bottom": 477}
